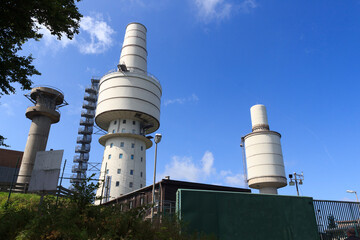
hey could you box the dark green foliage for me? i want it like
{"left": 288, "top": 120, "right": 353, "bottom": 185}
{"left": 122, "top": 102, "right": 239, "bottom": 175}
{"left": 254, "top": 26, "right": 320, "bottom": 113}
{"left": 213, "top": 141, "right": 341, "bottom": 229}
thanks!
{"left": 327, "top": 214, "right": 337, "bottom": 229}
{"left": 0, "top": 181, "right": 210, "bottom": 239}
{"left": 0, "top": 0, "right": 82, "bottom": 96}
{"left": 70, "top": 174, "right": 99, "bottom": 211}
{"left": 0, "top": 135, "right": 9, "bottom": 147}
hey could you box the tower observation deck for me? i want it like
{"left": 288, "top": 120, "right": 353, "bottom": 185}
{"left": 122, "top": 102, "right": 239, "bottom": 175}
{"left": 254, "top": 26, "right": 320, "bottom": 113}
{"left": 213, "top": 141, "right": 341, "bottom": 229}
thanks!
{"left": 95, "top": 23, "right": 162, "bottom": 203}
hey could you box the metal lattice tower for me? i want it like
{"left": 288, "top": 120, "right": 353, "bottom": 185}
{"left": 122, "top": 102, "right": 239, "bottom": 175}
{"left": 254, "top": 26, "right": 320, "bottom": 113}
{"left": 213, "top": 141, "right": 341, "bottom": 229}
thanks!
{"left": 71, "top": 78, "right": 99, "bottom": 184}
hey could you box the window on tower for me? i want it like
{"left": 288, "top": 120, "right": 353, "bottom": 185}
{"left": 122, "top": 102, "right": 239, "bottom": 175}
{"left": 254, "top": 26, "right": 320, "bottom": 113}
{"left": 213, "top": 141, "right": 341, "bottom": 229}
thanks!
{"left": 131, "top": 155, "right": 134, "bottom": 160}
{"left": 120, "top": 142, "right": 124, "bottom": 147}
{"left": 133, "top": 121, "right": 136, "bottom": 125}
{"left": 114, "top": 120, "right": 117, "bottom": 125}
{"left": 140, "top": 172, "right": 143, "bottom": 177}
{"left": 112, "top": 129, "right": 115, "bottom": 133}
{"left": 130, "top": 170, "right": 134, "bottom": 175}
{"left": 121, "top": 128, "right": 125, "bottom": 133}
{"left": 116, "top": 181, "right": 119, "bottom": 187}
{"left": 123, "top": 120, "right": 126, "bottom": 124}
{"left": 129, "top": 182, "right": 133, "bottom": 188}
{"left": 108, "top": 154, "right": 111, "bottom": 159}
{"left": 131, "top": 143, "right": 135, "bottom": 148}
{"left": 110, "top": 143, "right": 113, "bottom": 148}
{"left": 119, "top": 153, "right": 123, "bottom": 159}
{"left": 141, "top": 146, "right": 143, "bottom": 151}
{"left": 117, "top": 169, "right": 121, "bottom": 174}
{"left": 141, "top": 157, "right": 143, "bottom": 162}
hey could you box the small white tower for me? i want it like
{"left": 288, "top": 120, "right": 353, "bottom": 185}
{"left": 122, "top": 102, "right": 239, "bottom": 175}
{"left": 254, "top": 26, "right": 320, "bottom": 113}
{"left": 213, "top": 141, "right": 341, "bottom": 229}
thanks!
{"left": 95, "top": 23, "right": 161, "bottom": 203}
{"left": 243, "top": 104, "right": 287, "bottom": 194}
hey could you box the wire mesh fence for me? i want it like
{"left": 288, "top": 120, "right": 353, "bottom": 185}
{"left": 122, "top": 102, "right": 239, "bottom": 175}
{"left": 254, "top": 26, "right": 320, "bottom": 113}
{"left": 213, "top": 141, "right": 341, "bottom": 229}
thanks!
{"left": 313, "top": 199, "right": 360, "bottom": 240}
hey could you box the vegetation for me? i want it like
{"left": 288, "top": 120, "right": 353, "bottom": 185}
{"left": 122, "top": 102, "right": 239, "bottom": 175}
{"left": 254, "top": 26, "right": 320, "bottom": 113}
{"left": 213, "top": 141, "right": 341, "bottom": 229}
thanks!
{"left": 0, "top": 0, "right": 82, "bottom": 96}
{"left": 0, "top": 0, "right": 83, "bottom": 146}
{"left": 0, "top": 178, "right": 211, "bottom": 240}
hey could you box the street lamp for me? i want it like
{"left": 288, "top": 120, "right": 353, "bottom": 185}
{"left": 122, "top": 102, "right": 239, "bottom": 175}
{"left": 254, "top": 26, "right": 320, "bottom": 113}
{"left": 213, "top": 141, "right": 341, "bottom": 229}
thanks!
{"left": 151, "top": 133, "right": 162, "bottom": 221}
{"left": 347, "top": 190, "right": 359, "bottom": 203}
{"left": 288, "top": 172, "right": 304, "bottom": 196}
{"left": 346, "top": 190, "right": 360, "bottom": 236}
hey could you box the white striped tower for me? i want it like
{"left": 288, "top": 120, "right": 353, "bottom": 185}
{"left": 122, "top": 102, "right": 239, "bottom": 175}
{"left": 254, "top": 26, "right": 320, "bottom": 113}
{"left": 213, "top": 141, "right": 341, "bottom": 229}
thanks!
{"left": 95, "top": 23, "right": 161, "bottom": 203}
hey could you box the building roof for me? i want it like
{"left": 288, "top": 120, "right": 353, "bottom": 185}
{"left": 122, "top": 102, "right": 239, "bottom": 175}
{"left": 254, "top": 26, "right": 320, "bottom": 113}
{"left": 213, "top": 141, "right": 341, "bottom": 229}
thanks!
{"left": 0, "top": 148, "right": 23, "bottom": 168}
{"left": 103, "top": 178, "right": 251, "bottom": 205}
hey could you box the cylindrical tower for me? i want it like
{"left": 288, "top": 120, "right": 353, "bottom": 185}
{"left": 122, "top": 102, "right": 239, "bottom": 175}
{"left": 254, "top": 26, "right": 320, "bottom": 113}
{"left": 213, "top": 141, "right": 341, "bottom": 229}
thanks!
{"left": 95, "top": 23, "right": 161, "bottom": 203}
{"left": 17, "top": 87, "right": 65, "bottom": 186}
{"left": 243, "top": 104, "right": 287, "bottom": 194}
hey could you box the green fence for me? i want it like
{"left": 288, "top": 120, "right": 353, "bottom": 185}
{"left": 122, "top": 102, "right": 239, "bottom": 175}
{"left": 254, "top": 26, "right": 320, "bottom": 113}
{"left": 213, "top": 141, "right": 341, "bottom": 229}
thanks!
{"left": 176, "top": 189, "right": 319, "bottom": 240}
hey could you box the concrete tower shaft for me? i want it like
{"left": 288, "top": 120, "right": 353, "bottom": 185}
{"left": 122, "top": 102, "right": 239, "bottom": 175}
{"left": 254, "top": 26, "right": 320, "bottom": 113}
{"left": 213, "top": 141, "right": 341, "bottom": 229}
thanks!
{"left": 17, "top": 87, "right": 64, "bottom": 185}
{"left": 119, "top": 23, "right": 147, "bottom": 73}
{"left": 250, "top": 104, "right": 269, "bottom": 132}
{"left": 243, "top": 104, "right": 287, "bottom": 195}
{"left": 95, "top": 23, "right": 161, "bottom": 203}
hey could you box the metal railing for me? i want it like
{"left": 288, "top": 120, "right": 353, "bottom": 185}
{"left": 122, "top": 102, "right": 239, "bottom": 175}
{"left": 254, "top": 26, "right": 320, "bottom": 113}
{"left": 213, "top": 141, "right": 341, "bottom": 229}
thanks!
{"left": 73, "top": 153, "right": 89, "bottom": 162}
{"left": 313, "top": 199, "right": 360, "bottom": 240}
{"left": 81, "top": 110, "right": 95, "bottom": 118}
{"left": 78, "top": 126, "right": 93, "bottom": 134}
{"left": 105, "top": 67, "right": 160, "bottom": 84}
{"left": 77, "top": 135, "right": 92, "bottom": 143}
{"left": 75, "top": 144, "right": 91, "bottom": 153}
{"left": 82, "top": 102, "right": 96, "bottom": 110}
{"left": 72, "top": 163, "right": 88, "bottom": 172}
{"left": 80, "top": 118, "right": 94, "bottom": 126}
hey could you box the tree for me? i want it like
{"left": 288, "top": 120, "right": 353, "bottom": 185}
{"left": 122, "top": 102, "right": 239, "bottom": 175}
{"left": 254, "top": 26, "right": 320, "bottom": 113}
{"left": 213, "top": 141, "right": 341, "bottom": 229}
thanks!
{"left": 0, "top": 136, "right": 10, "bottom": 147}
{"left": 0, "top": 0, "right": 82, "bottom": 147}
{"left": 0, "top": 0, "right": 82, "bottom": 96}
{"left": 327, "top": 214, "right": 337, "bottom": 229}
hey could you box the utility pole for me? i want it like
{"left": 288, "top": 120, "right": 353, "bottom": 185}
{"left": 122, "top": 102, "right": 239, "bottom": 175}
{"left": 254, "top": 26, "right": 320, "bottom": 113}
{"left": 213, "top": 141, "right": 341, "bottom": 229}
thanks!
{"left": 289, "top": 172, "right": 304, "bottom": 196}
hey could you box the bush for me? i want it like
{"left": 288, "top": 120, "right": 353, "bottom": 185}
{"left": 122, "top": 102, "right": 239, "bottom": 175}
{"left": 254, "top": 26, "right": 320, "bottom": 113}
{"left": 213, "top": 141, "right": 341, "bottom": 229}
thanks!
{"left": 0, "top": 184, "right": 211, "bottom": 239}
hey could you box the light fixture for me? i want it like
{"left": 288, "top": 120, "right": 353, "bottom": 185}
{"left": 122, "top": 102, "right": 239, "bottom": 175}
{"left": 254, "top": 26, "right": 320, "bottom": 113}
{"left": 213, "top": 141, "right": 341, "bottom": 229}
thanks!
{"left": 154, "top": 133, "right": 162, "bottom": 144}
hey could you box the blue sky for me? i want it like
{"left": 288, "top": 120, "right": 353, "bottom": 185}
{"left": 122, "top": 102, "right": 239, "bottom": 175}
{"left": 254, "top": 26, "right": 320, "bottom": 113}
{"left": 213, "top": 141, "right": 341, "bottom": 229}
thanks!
{"left": 1, "top": 0, "right": 360, "bottom": 201}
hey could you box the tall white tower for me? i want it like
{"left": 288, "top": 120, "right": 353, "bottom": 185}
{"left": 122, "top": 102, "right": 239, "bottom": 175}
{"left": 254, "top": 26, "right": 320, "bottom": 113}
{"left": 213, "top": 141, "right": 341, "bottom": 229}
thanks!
{"left": 242, "top": 104, "right": 287, "bottom": 194}
{"left": 95, "top": 23, "right": 161, "bottom": 203}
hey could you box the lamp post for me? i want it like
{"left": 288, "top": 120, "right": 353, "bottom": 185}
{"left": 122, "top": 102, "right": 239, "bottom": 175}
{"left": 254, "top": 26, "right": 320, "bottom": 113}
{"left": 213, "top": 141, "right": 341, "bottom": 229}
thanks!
{"left": 346, "top": 190, "right": 360, "bottom": 236}
{"left": 288, "top": 172, "right": 304, "bottom": 196}
{"left": 151, "top": 133, "right": 162, "bottom": 221}
{"left": 347, "top": 190, "right": 359, "bottom": 203}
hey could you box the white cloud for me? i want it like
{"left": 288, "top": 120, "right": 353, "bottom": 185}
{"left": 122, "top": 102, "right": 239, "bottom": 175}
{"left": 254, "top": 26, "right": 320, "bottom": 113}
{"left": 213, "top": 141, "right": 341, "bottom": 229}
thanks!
{"left": 78, "top": 15, "right": 115, "bottom": 54}
{"left": 164, "top": 94, "right": 199, "bottom": 106}
{"left": 0, "top": 103, "right": 14, "bottom": 116}
{"left": 239, "top": 0, "right": 257, "bottom": 13}
{"left": 160, "top": 156, "right": 201, "bottom": 182}
{"left": 225, "top": 173, "right": 246, "bottom": 186}
{"left": 194, "top": 0, "right": 232, "bottom": 22}
{"left": 36, "top": 14, "right": 115, "bottom": 54}
{"left": 193, "top": 0, "right": 257, "bottom": 23}
{"left": 159, "top": 151, "right": 246, "bottom": 187}
{"left": 201, "top": 151, "right": 215, "bottom": 176}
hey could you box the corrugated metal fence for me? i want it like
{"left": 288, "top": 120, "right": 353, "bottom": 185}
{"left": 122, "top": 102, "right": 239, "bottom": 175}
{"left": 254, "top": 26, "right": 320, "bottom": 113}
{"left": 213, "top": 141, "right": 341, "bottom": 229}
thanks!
{"left": 313, "top": 199, "right": 360, "bottom": 240}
